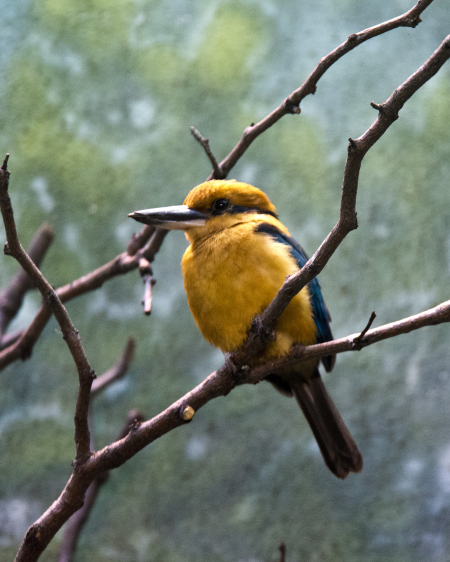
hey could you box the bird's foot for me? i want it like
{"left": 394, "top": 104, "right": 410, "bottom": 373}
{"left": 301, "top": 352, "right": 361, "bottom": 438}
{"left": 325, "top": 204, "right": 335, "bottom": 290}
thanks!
{"left": 224, "top": 353, "right": 249, "bottom": 386}
{"left": 249, "top": 315, "right": 275, "bottom": 347}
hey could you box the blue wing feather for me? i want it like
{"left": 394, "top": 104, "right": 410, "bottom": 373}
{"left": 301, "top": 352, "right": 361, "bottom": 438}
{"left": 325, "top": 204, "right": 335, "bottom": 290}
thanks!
{"left": 255, "top": 222, "right": 335, "bottom": 372}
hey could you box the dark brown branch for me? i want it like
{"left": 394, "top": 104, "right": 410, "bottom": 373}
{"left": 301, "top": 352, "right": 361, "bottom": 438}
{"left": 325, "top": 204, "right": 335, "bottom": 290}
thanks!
{"left": 57, "top": 410, "right": 144, "bottom": 562}
{"left": 0, "top": 329, "right": 20, "bottom": 351}
{"left": 278, "top": 542, "right": 286, "bottom": 562}
{"left": 207, "top": 0, "right": 435, "bottom": 180}
{"left": 126, "top": 224, "right": 155, "bottom": 256}
{"left": 247, "top": 299, "right": 450, "bottom": 382}
{"left": 59, "top": 334, "right": 138, "bottom": 562}
{"left": 0, "top": 161, "right": 93, "bottom": 465}
{"left": 91, "top": 337, "right": 135, "bottom": 397}
{"left": 2, "top": 153, "right": 9, "bottom": 171}
{"left": 57, "top": 472, "right": 108, "bottom": 562}
{"left": 190, "top": 126, "right": 225, "bottom": 179}
{"left": 0, "top": 223, "right": 53, "bottom": 339}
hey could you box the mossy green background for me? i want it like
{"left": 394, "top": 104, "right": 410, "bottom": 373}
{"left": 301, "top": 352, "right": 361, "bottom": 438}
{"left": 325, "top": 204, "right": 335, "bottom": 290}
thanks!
{"left": 0, "top": 1, "right": 450, "bottom": 561}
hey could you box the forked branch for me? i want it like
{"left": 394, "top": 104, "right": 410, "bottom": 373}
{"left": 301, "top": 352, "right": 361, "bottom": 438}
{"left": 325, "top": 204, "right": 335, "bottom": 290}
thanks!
{"left": 205, "top": 0, "right": 436, "bottom": 180}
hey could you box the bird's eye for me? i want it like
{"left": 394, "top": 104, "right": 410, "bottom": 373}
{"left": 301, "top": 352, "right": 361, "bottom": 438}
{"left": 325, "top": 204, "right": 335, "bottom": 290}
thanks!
{"left": 211, "top": 198, "right": 231, "bottom": 214}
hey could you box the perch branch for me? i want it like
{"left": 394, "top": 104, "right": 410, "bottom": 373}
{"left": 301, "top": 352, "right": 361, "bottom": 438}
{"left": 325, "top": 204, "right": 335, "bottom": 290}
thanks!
{"left": 246, "top": 300, "right": 450, "bottom": 383}
{"left": 15, "top": 297, "right": 450, "bottom": 562}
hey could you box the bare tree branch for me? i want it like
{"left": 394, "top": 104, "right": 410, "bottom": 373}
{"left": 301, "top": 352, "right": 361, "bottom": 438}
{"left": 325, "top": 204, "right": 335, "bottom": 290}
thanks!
{"left": 190, "top": 126, "right": 225, "bottom": 179}
{"left": 246, "top": 299, "right": 450, "bottom": 383}
{"left": 0, "top": 228, "right": 167, "bottom": 371}
{"left": 57, "top": 410, "right": 144, "bottom": 562}
{"left": 14, "top": 298, "right": 450, "bottom": 562}
{"left": 0, "top": 161, "right": 94, "bottom": 465}
{"left": 91, "top": 337, "right": 136, "bottom": 396}
{"left": 206, "top": 0, "right": 436, "bottom": 180}
{"left": 0, "top": 223, "right": 53, "bottom": 339}
{"left": 126, "top": 224, "right": 155, "bottom": 256}
{"left": 0, "top": 329, "right": 20, "bottom": 351}
{"left": 138, "top": 258, "right": 156, "bottom": 315}
{"left": 57, "top": 472, "right": 108, "bottom": 562}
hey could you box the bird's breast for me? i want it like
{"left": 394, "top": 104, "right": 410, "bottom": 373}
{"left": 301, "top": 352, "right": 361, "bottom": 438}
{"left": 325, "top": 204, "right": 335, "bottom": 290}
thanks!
{"left": 181, "top": 222, "right": 317, "bottom": 357}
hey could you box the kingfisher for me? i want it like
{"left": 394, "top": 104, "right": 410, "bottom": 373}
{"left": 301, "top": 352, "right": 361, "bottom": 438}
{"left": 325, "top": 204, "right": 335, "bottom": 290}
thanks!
{"left": 129, "top": 180, "right": 362, "bottom": 478}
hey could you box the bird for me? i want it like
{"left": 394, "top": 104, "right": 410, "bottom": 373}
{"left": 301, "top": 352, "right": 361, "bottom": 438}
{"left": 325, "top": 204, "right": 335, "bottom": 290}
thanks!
{"left": 129, "top": 179, "right": 363, "bottom": 478}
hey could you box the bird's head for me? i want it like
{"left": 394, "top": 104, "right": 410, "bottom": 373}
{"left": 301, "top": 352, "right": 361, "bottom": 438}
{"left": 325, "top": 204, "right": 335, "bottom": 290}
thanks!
{"left": 128, "top": 180, "right": 278, "bottom": 243}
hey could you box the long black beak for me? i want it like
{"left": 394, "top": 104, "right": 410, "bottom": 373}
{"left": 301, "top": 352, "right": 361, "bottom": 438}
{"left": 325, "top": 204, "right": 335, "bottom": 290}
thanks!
{"left": 128, "top": 205, "right": 207, "bottom": 230}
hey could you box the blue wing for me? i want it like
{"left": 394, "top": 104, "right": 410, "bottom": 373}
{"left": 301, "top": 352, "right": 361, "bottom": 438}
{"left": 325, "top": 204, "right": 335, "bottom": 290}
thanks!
{"left": 255, "top": 222, "right": 335, "bottom": 372}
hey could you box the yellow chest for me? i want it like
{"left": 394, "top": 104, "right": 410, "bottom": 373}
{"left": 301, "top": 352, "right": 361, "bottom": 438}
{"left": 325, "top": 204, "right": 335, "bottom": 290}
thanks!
{"left": 181, "top": 222, "right": 317, "bottom": 358}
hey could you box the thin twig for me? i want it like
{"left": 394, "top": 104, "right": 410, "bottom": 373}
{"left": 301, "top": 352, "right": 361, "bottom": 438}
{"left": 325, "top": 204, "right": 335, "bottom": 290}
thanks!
{"left": 1, "top": 153, "right": 9, "bottom": 171}
{"left": 127, "top": 225, "right": 155, "bottom": 256}
{"left": 190, "top": 126, "right": 225, "bottom": 179}
{"left": 352, "top": 311, "right": 376, "bottom": 349}
{"left": 278, "top": 542, "right": 286, "bottom": 562}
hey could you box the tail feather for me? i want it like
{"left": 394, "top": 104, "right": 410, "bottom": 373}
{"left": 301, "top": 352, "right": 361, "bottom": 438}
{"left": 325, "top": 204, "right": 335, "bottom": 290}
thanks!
{"left": 291, "top": 371, "right": 363, "bottom": 479}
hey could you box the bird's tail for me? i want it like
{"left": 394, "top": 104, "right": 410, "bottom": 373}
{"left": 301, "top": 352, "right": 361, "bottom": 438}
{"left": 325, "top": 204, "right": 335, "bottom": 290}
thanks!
{"left": 291, "top": 370, "right": 363, "bottom": 479}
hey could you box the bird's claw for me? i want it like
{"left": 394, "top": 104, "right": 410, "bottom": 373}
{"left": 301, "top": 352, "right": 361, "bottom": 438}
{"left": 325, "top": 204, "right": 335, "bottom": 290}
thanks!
{"left": 224, "top": 353, "right": 249, "bottom": 385}
{"left": 250, "top": 315, "right": 273, "bottom": 346}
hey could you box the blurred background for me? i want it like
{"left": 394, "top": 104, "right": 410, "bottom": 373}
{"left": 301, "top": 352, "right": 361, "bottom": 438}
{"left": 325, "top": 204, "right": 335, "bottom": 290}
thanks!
{"left": 0, "top": 0, "right": 449, "bottom": 560}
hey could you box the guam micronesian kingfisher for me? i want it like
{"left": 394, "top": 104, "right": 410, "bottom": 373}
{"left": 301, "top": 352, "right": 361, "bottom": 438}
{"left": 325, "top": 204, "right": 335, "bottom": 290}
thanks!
{"left": 129, "top": 180, "right": 363, "bottom": 479}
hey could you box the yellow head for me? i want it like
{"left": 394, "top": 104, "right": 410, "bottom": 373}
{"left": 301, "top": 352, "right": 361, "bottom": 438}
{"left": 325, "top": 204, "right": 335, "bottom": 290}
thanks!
{"left": 183, "top": 180, "right": 278, "bottom": 244}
